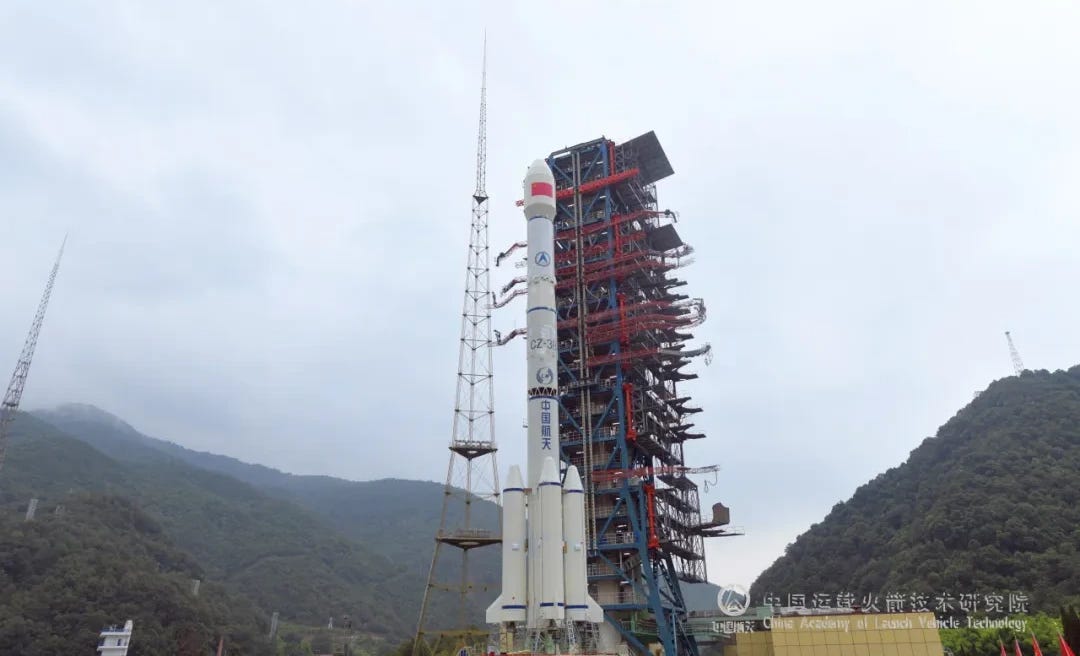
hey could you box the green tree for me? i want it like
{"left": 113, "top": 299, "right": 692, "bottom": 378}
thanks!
{"left": 940, "top": 613, "right": 1063, "bottom": 656}
{"left": 0, "top": 494, "right": 271, "bottom": 655}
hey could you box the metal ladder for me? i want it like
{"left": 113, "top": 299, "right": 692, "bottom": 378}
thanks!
{"left": 566, "top": 621, "right": 578, "bottom": 653}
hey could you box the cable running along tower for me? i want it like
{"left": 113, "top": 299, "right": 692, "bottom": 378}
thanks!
{"left": 414, "top": 40, "right": 501, "bottom": 655}
{"left": 0, "top": 238, "right": 66, "bottom": 474}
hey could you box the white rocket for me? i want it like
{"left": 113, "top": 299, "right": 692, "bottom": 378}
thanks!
{"left": 486, "top": 160, "right": 603, "bottom": 629}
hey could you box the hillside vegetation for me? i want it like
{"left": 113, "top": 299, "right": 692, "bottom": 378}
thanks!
{"left": 1, "top": 414, "right": 418, "bottom": 638}
{"left": 0, "top": 494, "right": 270, "bottom": 655}
{"left": 38, "top": 404, "right": 500, "bottom": 568}
{"left": 2, "top": 403, "right": 722, "bottom": 652}
{"left": 36, "top": 404, "right": 501, "bottom": 625}
{"left": 752, "top": 367, "right": 1080, "bottom": 612}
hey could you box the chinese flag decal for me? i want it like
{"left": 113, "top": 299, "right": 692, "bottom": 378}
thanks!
{"left": 530, "top": 182, "right": 553, "bottom": 197}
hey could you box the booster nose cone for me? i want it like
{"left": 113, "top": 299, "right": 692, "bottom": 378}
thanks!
{"left": 505, "top": 465, "right": 524, "bottom": 490}
{"left": 539, "top": 456, "right": 560, "bottom": 485}
{"left": 523, "top": 159, "right": 556, "bottom": 220}
{"left": 563, "top": 465, "right": 583, "bottom": 493}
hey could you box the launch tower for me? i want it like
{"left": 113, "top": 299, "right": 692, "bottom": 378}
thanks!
{"left": 496, "top": 133, "right": 733, "bottom": 656}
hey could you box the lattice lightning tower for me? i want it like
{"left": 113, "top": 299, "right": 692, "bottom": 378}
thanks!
{"left": 1005, "top": 330, "right": 1025, "bottom": 375}
{"left": 0, "top": 237, "right": 66, "bottom": 474}
{"left": 413, "top": 37, "right": 502, "bottom": 655}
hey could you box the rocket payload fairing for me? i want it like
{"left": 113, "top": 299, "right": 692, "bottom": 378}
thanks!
{"left": 486, "top": 160, "right": 603, "bottom": 630}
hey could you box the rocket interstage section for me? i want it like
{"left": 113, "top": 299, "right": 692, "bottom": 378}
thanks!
{"left": 486, "top": 159, "right": 602, "bottom": 633}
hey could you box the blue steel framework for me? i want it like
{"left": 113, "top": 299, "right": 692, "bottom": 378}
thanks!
{"left": 545, "top": 133, "right": 713, "bottom": 656}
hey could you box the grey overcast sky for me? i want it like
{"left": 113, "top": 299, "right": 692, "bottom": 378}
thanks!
{"left": 2, "top": 1, "right": 1078, "bottom": 589}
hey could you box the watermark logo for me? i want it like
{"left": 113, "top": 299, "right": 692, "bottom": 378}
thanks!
{"left": 758, "top": 590, "right": 1029, "bottom": 616}
{"left": 717, "top": 584, "right": 751, "bottom": 617}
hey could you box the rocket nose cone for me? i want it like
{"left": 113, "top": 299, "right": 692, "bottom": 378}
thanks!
{"left": 525, "top": 159, "right": 555, "bottom": 185}
{"left": 506, "top": 465, "right": 524, "bottom": 489}
{"left": 528, "top": 159, "right": 551, "bottom": 175}
{"left": 539, "top": 456, "right": 560, "bottom": 484}
{"left": 563, "top": 465, "right": 583, "bottom": 492}
{"left": 523, "top": 157, "right": 557, "bottom": 220}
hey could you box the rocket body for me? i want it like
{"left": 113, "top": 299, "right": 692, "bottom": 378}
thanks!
{"left": 494, "top": 466, "right": 527, "bottom": 623}
{"left": 537, "top": 457, "right": 564, "bottom": 622}
{"left": 563, "top": 466, "right": 604, "bottom": 622}
{"left": 487, "top": 159, "right": 602, "bottom": 632}
{"left": 523, "top": 159, "right": 559, "bottom": 490}
{"left": 524, "top": 159, "right": 561, "bottom": 628}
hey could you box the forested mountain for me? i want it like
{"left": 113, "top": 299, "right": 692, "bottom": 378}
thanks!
{"left": 0, "top": 414, "right": 432, "bottom": 641}
{"left": 1, "top": 402, "right": 727, "bottom": 653}
{"left": 752, "top": 366, "right": 1080, "bottom": 612}
{"left": 33, "top": 404, "right": 500, "bottom": 623}
{"left": 36, "top": 404, "right": 500, "bottom": 582}
{"left": 32, "top": 407, "right": 733, "bottom": 617}
{"left": 0, "top": 494, "right": 271, "bottom": 655}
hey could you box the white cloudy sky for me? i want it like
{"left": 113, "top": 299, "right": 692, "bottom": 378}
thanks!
{"left": 2, "top": 1, "right": 1078, "bottom": 589}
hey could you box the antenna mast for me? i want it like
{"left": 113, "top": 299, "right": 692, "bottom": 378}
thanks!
{"left": 1005, "top": 331, "right": 1025, "bottom": 375}
{"left": 413, "top": 36, "right": 501, "bottom": 655}
{"left": 0, "top": 237, "right": 66, "bottom": 474}
{"left": 474, "top": 33, "right": 487, "bottom": 199}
